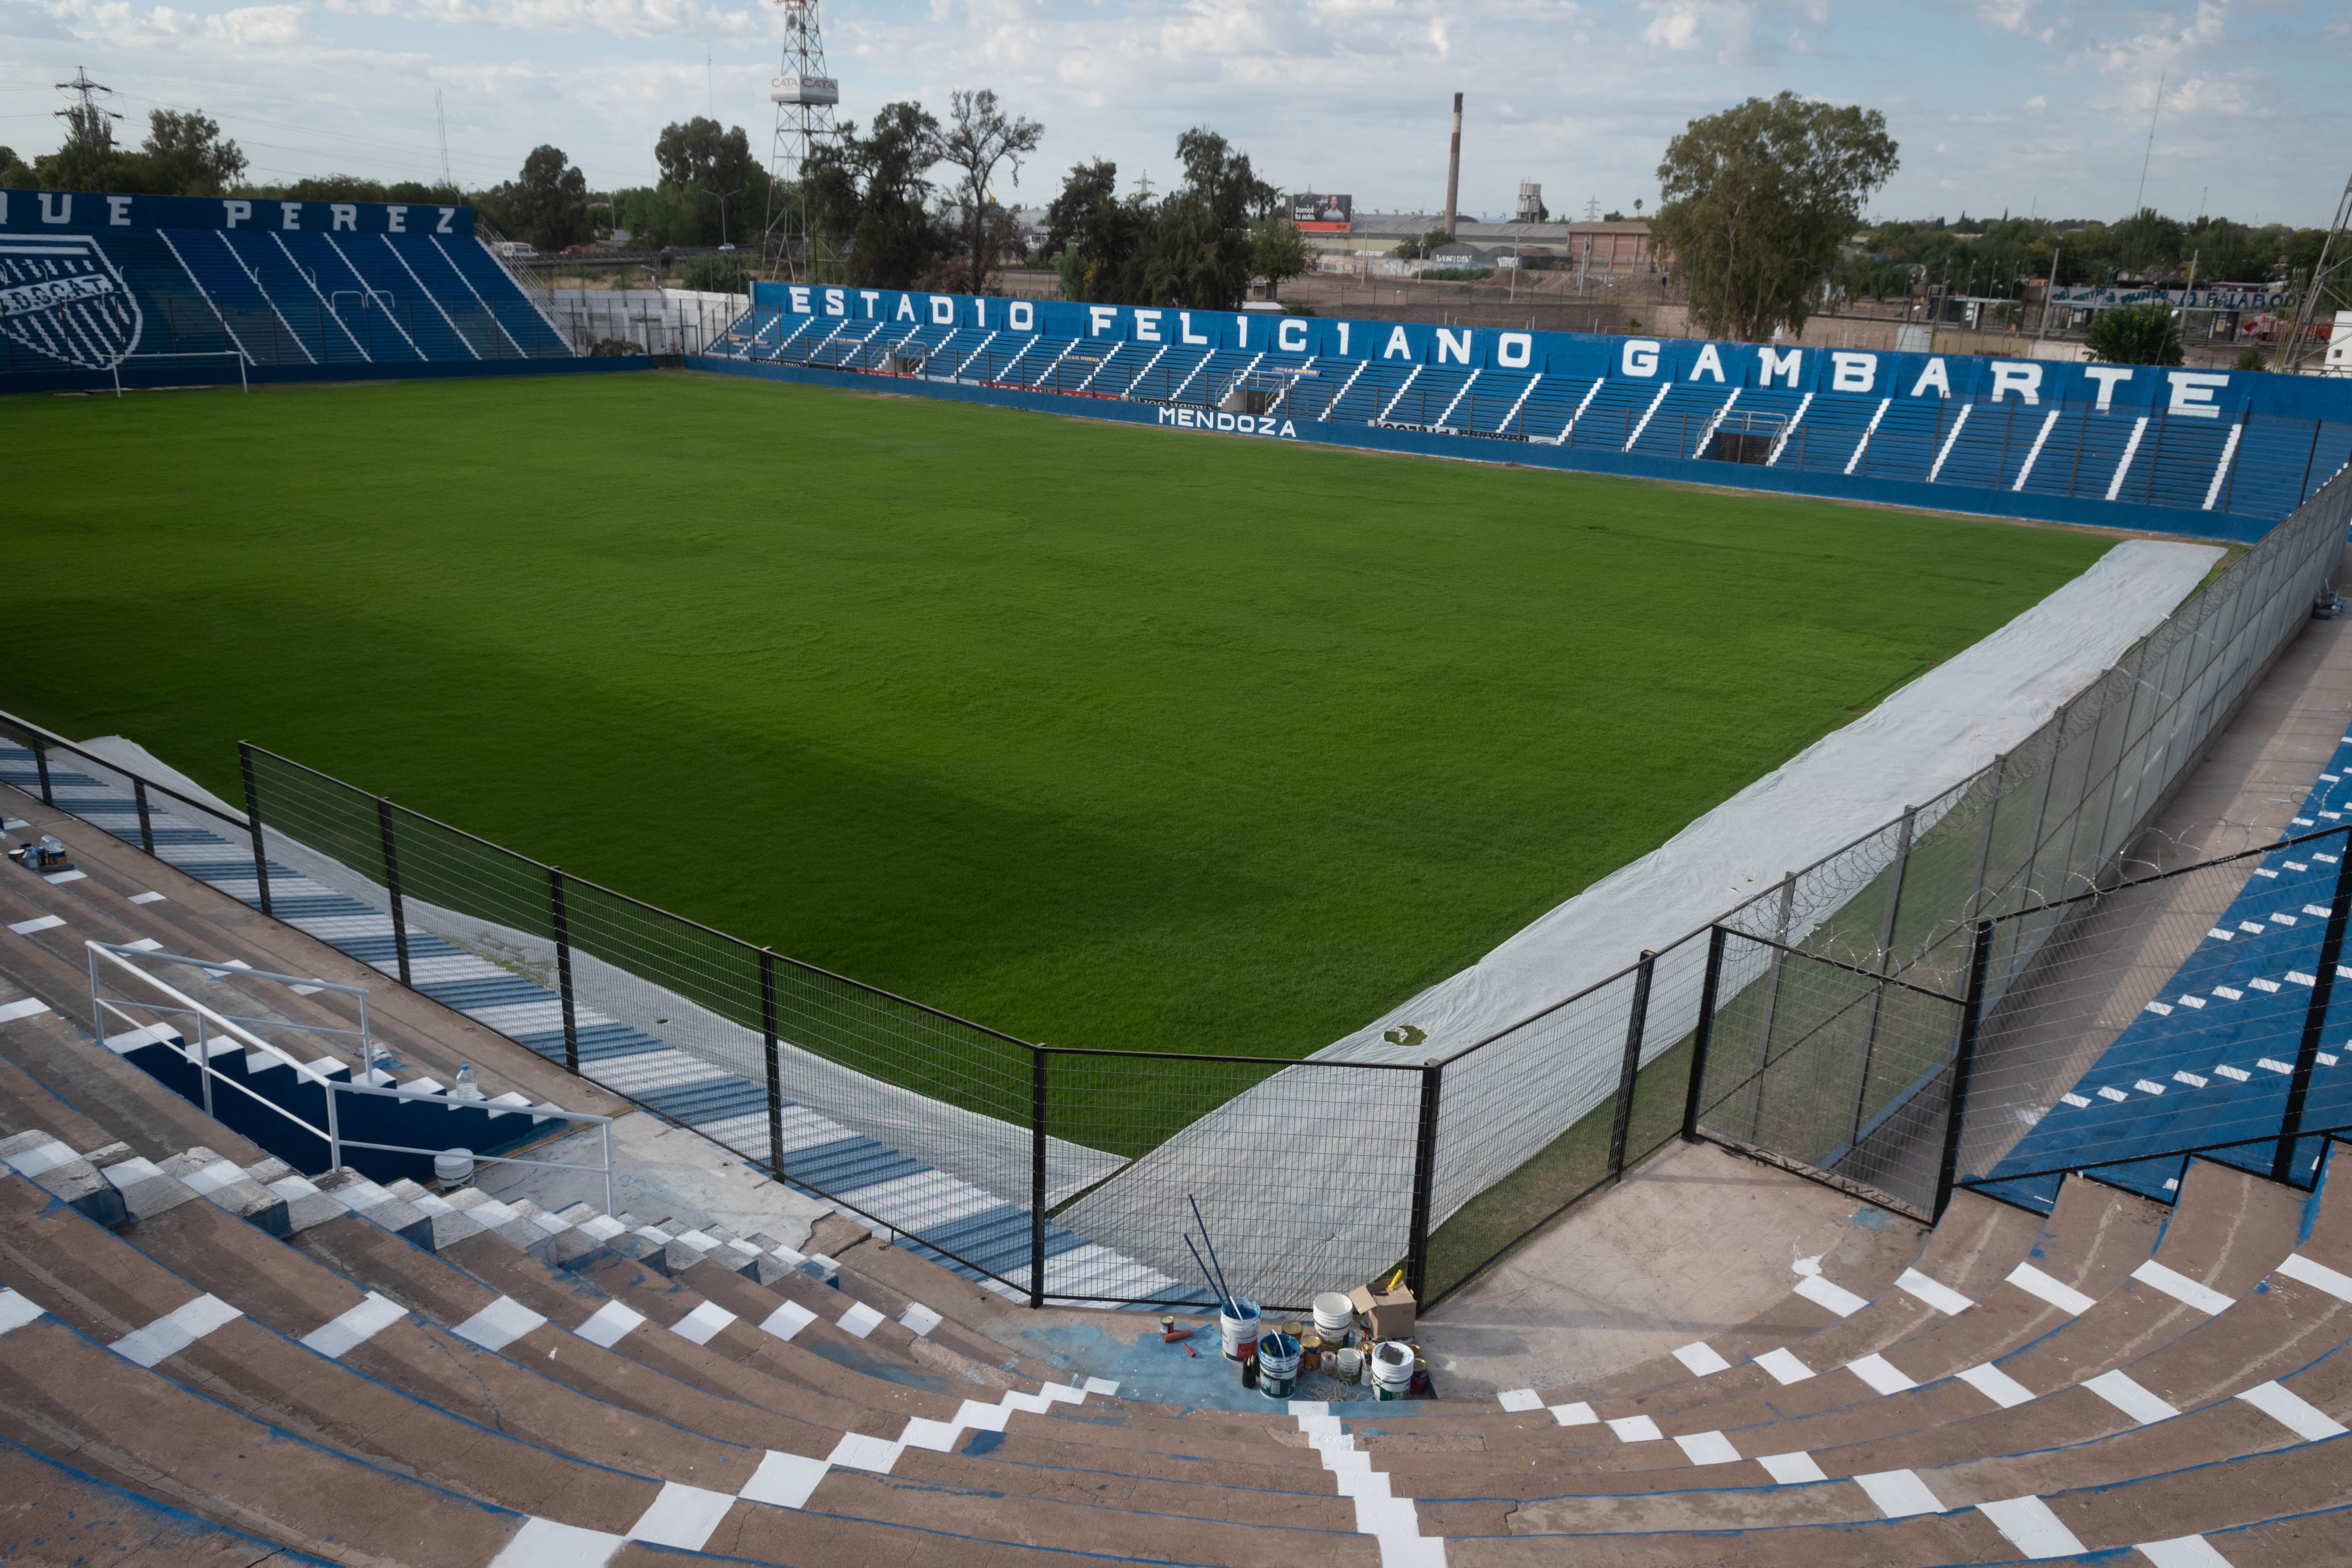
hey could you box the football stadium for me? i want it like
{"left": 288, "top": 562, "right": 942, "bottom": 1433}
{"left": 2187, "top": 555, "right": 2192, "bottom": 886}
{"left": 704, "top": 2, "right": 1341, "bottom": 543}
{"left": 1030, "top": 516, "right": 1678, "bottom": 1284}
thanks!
{"left": 8, "top": 184, "right": 2352, "bottom": 1566}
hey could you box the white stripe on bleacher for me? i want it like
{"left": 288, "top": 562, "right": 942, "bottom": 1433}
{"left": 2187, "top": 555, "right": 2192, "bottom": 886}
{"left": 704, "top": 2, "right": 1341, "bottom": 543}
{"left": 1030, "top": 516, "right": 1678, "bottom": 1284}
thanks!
{"left": 2006, "top": 1262, "right": 2096, "bottom": 1315}
{"left": 899, "top": 1301, "right": 943, "bottom": 1337}
{"left": 1844, "top": 1353, "right": 1916, "bottom": 1395}
{"left": 1853, "top": 1468, "right": 1945, "bottom": 1519}
{"left": 758, "top": 1299, "right": 817, "bottom": 1342}
{"left": 1978, "top": 1495, "right": 2087, "bottom": 1559}
{"left": 739, "top": 1449, "right": 831, "bottom": 1509}
{"left": 6, "top": 915, "right": 65, "bottom": 935}
{"left": 453, "top": 1296, "right": 548, "bottom": 1353}
{"left": 42, "top": 869, "right": 85, "bottom": 884}
{"left": 1673, "top": 1430, "right": 1740, "bottom": 1465}
{"left": 301, "top": 1292, "right": 408, "bottom": 1358}
{"left": 110, "top": 1294, "right": 241, "bottom": 1367}
{"left": 624, "top": 1482, "right": 737, "bottom": 1551}
{"left": 574, "top": 1299, "right": 646, "bottom": 1347}
{"left": 826, "top": 1431, "right": 904, "bottom": 1472}
{"left": 1496, "top": 1387, "right": 1542, "bottom": 1411}
{"left": 485, "top": 1514, "right": 623, "bottom": 1568}
{"left": 1671, "top": 1341, "right": 1730, "bottom": 1375}
{"left": 1895, "top": 1268, "right": 1972, "bottom": 1315}
{"left": 2131, "top": 1259, "right": 2233, "bottom": 1314}
{"left": 2134, "top": 1534, "right": 2235, "bottom": 1567}
{"left": 668, "top": 1301, "right": 736, "bottom": 1345}
{"left": 2084, "top": 1369, "right": 2178, "bottom": 1424}
{"left": 2234, "top": 1379, "right": 2348, "bottom": 1441}
{"left": 0, "top": 1138, "right": 77, "bottom": 1177}
{"left": 1549, "top": 1401, "right": 1599, "bottom": 1425}
{"left": 836, "top": 1300, "right": 886, "bottom": 1338}
{"left": 0, "top": 997, "right": 50, "bottom": 1023}
{"left": 1605, "top": 1415, "right": 1662, "bottom": 1442}
{"left": 1754, "top": 1346, "right": 1815, "bottom": 1384}
{"left": 1955, "top": 1361, "right": 2037, "bottom": 1409}
{"left": 0, "top": 1288, "right": 41, "bottom": 1334}
{"left": 2277, "top": 1252, "right": 2352, "bottom": 1303}
{"left": 1792, "top": 1273, "right": 1868, "bottom": 1316}
{"left": 1756, "top": 1450, "right": 1826, "bottom": 1484}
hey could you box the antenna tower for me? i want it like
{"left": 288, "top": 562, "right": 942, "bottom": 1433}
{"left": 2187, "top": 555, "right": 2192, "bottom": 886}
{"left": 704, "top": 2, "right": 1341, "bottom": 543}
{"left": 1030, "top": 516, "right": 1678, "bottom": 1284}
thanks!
{"left": 2281, "top": 167, "right": 2352, "bottom": 376}
{"left": 54, "top": 65, "right": 123, "bottom": 152}
{"left": 435, "top": 89, "right": 452, "bottom": 186}
{"left": 763, "top": 0, "right": 840, "bottom": 280}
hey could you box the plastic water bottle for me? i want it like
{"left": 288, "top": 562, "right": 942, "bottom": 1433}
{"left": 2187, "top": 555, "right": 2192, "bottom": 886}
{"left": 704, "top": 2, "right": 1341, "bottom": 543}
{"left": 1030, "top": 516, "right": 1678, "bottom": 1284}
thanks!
{"left": 451, "top": 1064, "right": 486, "bottom": 1101}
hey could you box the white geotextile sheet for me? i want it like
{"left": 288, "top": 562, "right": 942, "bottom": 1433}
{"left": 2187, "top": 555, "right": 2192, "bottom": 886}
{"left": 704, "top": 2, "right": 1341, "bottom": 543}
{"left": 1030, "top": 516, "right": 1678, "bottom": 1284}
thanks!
{"left": 1061, "top": 538, "right": 2225, "bottom": 1301}
{"left": 73, "top": 738, "right": 1120, "bottom": 1210}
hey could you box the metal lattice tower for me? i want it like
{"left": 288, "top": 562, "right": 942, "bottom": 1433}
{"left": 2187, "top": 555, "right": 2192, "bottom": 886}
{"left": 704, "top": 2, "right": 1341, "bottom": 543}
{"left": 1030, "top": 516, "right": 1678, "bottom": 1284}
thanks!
{"left": 764, "top": 0, "right": 840, "bottom": 277}
{"left": 2282, "top": 168, "right": 2352, "bottom": 376}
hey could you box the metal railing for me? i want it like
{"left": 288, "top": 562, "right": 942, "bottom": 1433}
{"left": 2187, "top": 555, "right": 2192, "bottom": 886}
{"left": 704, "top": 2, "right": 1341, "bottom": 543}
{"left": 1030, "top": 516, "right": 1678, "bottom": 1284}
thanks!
{"left": 86, "top": 939, "right": 613, "bottom": 1209}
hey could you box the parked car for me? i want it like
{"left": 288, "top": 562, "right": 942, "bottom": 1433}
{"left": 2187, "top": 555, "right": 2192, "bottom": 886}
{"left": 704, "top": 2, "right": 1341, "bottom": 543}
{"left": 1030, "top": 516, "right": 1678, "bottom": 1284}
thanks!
{"left": 494, "top": 241, "right": 539, "bottom": 258}
{"left": 561, "top": 244, "right": 591, "bottom": 255}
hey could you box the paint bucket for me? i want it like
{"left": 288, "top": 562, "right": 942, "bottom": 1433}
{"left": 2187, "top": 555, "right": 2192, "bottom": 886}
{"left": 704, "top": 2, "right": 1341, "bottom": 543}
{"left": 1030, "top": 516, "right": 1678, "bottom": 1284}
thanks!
{"left": 1219, "top": 1298, "right": 1262, "bottom": 1361}
{"left": 1312, "top": 1291, "right": 1355, "bottom": 1343}
{"left": 1371, "top": 1340, "right": 1415, "bottom": 1401}
{"left": 1331, "top": 1347, "right": 1362, "bottom": 1382}
{"left": 1256, "top": 1332, "right": 1302, "bottom": 1400}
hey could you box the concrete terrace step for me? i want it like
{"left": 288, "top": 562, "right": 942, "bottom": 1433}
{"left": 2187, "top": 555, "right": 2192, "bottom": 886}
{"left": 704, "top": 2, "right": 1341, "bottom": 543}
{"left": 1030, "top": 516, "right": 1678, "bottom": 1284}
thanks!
{"left": 0, "top": 1430, "right": 343, "bottom": 1566}
{"left": 1, "top": 756, "right": 1194, "bottom": 1311}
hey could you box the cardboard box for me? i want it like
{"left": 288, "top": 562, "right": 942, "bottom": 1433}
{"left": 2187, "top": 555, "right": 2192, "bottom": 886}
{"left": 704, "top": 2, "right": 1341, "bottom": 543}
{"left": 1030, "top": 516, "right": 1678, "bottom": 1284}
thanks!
{"left": 1349, "top": 1281, "right": 1415, "bottom": 1342}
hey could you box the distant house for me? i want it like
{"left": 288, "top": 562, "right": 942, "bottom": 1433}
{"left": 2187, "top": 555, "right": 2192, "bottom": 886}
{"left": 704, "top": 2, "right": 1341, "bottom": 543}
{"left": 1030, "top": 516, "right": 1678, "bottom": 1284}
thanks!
{"left": 1299, "top": 212, "right": 1661, "bottom": 272}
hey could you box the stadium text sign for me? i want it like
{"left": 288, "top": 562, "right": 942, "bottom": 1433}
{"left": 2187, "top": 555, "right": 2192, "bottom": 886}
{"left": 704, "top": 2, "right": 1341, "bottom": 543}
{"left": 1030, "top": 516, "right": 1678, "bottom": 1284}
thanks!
{"left": 0, "top": 189, "right": 473, "bottom": 237}
{"left": 2049, "top": 284, "right": 2294, "bottom": 311}
{"left": 752, "top": 283, "right": 2334, "bottom": 418}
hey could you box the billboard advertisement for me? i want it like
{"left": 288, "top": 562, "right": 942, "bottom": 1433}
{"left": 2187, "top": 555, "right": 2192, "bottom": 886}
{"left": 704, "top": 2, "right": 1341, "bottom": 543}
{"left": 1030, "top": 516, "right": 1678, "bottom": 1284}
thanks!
{"left": 1290, "top": 193, "right": 1352, "bottom": 232}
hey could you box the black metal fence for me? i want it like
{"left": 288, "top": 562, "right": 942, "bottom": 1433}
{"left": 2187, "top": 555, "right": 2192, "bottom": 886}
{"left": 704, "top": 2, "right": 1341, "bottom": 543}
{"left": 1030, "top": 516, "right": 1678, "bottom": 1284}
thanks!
{"left": 1685, "top": 824, "right": 2352, "bottom": 1219}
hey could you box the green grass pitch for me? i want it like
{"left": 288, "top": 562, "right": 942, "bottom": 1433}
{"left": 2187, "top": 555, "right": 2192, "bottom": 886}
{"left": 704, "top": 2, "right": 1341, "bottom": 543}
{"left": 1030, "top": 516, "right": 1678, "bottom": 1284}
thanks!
{"left": 3, "top": 370, "right": 2113, "bottom": 1075}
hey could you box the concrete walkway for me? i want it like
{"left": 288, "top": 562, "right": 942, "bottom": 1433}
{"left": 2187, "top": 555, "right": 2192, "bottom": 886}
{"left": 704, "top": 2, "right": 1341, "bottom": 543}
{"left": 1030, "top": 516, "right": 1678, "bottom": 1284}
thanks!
{"left": 1422, "top": 541, "right": 2352, "bottom": 1403}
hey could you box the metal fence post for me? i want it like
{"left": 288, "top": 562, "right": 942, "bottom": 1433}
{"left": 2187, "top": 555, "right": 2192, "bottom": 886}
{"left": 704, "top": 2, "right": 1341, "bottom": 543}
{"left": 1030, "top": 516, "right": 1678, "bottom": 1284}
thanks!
{"left": 32, "top": 738, "right": 53, "bottom": 806}
{"left": 1745, "top": 874, "right": 1798, "bottom": 1136}
{"left": 1606, "top": 951, "right": 1657, "bottom": 1180}
{"left": 1933, "top": 919, "right": 1995, "bottom": 1218}
{"left": 2274, "top": 831, "right": 2352, "bottom": 1183}
{"left": 1405, "top": 1059, "right": 1444, "bottom": 1298}
{"left": 1682, "top": 926, "right": 1728, "bottom": 1141}
{"left": 133, "top": 779, "right": 154, "bottom": 856}
{"left": 377, "top": 798, "right": 412, "bottom": 988}
{"left": 1030, "top": 1045, "right": 1049, "bottom": 1310}
{"left": 761, "top": 947, "right": 784, "bottom": 1181}
{"left": 550, "top": 866, "right": 580, "bottom": 1074}
{"left": 238, "top": 742, "right": 272, "bottom": 918}
{"left": 1851, "top": 804, "right": 1918, "bottom": 1142}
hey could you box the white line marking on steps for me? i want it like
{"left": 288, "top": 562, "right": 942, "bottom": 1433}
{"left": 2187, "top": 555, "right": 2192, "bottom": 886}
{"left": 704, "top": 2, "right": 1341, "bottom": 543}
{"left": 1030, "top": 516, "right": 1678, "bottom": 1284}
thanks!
{"left": 2234, "top": 1380, "right": 2347, "bottom": 1441}
{"left": 2132, "top": 1534, "right": 2236, "bottom": 1567}
{"left": 1757, "top": 1450, "right": 1825, "bottom": 1484}
{"left": 453, "top": 1296, "right": 548, "bottom": 1353}
{"left": 0, "top": 997, "right": 50, "bottom": 1023}
{"left": 1496, "top": 1388, "right": 1542, "bottom": 1411}
{"left": 2277, "top": 1253, "right": 2352, "bottom": 1303}
{"left": 1673, "top": 1431, "right": 1740, "bottom": 1465}
{"left": 668, "top": 1301, "right": 737, "bottom": 1345}
{"left": 111, "top": 1294, "right": 241, "bottom": 1367}
{"left": 2006, "top": 1262, "right": 2095, "bottom": 1315}
{"left": 1793, "top": 1274, "right": 1869, "bottom": 1316}
{"left": 1978, "top": 1495, "right": 2087, "bottom": 1559}
{"left": 2084, "top": 1369, "right": 2178, "bottom": 1424}
{"left": 574, "top": 1300, "right": 646, "bottom": 1348}
{"left": 1896, "top": 1269, "right": 1973, "bottom": 1315}
{"left": 1845, "top": 1353, "right": 1917, "bottom": 1395}
{"left": 624, "top": 1483, "right": 735, "bottom": 1551}
{"left": 6, "top": 916, "right": 65, "bottom": 935}
{"left": 1854, "top": 1469, "right": 1945, "bottom": 1519}
{"left": 1955, "top": 1361, "right": 2037, "bottom": 1409}
{"left": 300, "top": 1292, "right": 408, "bottom": 1358}
{"left": 2131, "top": 1260, "right": 2233, "bottom": 1314}
{"left": 1755, "top": 1347, "right": 1816, "bottom": 1384}
{"left": 1672, "top": 1342, "right": 1731, "bottom": 1375}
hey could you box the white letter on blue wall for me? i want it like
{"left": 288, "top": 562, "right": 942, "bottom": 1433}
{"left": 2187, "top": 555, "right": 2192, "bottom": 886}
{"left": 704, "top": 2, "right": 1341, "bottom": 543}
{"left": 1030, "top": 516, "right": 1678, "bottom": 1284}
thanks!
{"left": 1688, "top": 343, "right": 1725, "bottom": 382}
{"left": 1383, "top": 325, "right": 1412, "bottom": 360}
{"left": 1909, "top": 358, "right": 1952, "bottom": 398}
{"left": 1279, "top": 318, "right": 1308, "bottom": 353}
{"left": 1496, "top": 332, "right": 1532, "bottom": 369}
{"left": 1831, "top": 351, "right": 1876, "bottom": 392}
{"left": 1008, "top": 301, "right": 1034, "bottom": 331}
{"left": 1988, "top": 362, "right": 2042, "bottom": 404}
{"left": 2167, "top": 371, "right": 2227, "bottom": 418}
{"left": 1436, "top": 328, "right": 1471, "bottom": 364}
{"left": 1758, "top": 346, "right": 1801, "bottom": 386}
{"left": 223, "top": 199, "right": 252, "bottom": 228}
{"left": 1136, "top": 310, "right": 1162, "bottom": 342}
{"left": 1622, "top": 339, "right": 1661, "bottom": 377}
{"left": 1089, "top": 306, "right": 1117, "bottom": 336}
{"left": 789, "top": 286, "right": 811, "bottom": 313}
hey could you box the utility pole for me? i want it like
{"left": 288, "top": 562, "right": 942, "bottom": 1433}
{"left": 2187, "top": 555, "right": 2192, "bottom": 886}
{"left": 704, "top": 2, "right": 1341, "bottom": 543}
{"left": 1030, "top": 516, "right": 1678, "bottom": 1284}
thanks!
{"left": 2133, "top": 72, "right": 2165, "bottom": 216}
{"left": 436, "top": 90, "right": 452, "bottom": 186}
{"left": 1443, "top": 93, "right": 1463, "bottom": 240}
{"left": 53, "top": 66, "right": 122, "bottom": 154}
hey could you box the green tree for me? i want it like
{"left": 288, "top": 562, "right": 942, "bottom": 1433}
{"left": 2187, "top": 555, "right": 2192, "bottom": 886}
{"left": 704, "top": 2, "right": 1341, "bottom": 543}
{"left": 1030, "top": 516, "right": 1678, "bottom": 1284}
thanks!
{"left": 138, "top": 109, "right": 246, "bottom": 195}
{"left": 1041, "top": 159, "right": 1149, "bottom": 301}
{"left": 803, "top": 102, "right": 946, "bottom": 288}
{"left": 937, "top": 89, "right": 1043, "bottom": 295}
{"left": 1248, "top": 213, "right": 1308, "bottom": 300}
{"left": 1137, "top": 128, "right": 1278, "bottom": 307}
{"left": 2084, "top": 301, "right": 2184, "bottom": 366}
{"left": 1652, "top": 91, "right": 1899, "bottom": 340}
{"left": 493, "top": 145, "right": 589, "bottom": 251}
{"left": 0, "top": 146, "right": 31, "bottom": 188}
{"left": 654, "top": 118, "right": 764, "bottom": 247}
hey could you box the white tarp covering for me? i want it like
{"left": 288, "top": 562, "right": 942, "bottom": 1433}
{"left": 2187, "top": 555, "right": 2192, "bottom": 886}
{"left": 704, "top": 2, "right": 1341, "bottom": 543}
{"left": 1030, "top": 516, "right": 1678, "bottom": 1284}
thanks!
{"left": 1060, "top": 538, "right": 2225, "bottom": 1300}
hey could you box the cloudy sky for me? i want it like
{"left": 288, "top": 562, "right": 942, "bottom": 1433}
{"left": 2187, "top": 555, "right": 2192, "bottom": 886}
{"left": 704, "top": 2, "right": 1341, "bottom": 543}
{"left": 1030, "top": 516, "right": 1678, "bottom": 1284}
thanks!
{"left": 1, "top": 0, "right": 2343, "bottom": 227}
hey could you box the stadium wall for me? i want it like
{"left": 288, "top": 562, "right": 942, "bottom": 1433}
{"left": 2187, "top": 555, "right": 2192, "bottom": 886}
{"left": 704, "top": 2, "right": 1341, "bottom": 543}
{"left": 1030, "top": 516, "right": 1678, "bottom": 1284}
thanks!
{"left": 699, "top": 282, "right": 2352, "bottom": 543}
{"left": 692, "top": 351, "right": 2276, "bottom": 542}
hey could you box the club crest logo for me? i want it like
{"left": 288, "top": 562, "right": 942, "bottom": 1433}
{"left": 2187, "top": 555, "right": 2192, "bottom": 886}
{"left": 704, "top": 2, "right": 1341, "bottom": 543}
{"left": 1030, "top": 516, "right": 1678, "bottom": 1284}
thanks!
{"left": 0, "top": 235, "right": 142, "bottom": 371}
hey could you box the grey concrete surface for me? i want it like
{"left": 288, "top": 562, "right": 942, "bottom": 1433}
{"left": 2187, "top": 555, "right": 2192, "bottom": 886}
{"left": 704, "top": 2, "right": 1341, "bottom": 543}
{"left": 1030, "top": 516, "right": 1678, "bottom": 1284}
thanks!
{"left": 475, "top": 1110, "right": 824, "bottom": 1250}
{"left": 1422, "top": 1138, "right": 1925, "bottom": 1399}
